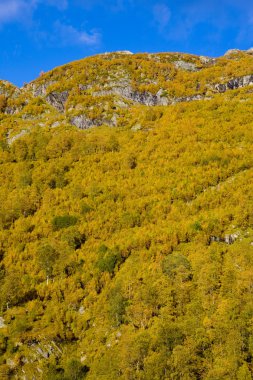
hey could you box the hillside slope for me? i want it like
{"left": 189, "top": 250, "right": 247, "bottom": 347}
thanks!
{"left": 0, "top": 50, "right": 253, "bottom": 379}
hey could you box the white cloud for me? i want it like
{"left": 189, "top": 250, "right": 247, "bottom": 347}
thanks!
{"left": 0, "top": 0, "right": 34, "bottom": 24}
{"left": 54, "top": 21, "right": 101, "bottom": 46}
{"left": 0, "top": 0, "right": 68, "bottom": 25}
{"left": 153, "top": 3, "right": 171, "bottom": 31}
{"left": 0, "top": 1, "right": 101, "bottom": 48}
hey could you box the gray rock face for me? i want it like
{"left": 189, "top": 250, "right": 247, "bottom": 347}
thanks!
{"left": 51, "top": 121, "right": 61, "bottom": 128}
{"left": 199, "top": 56, "right": 214, "bottom": 64}
{"left": 172, "top": 94, "right": 206, "bottom": 104}
{"left": 128, "top": 89, "right": 167, "bottom": 106}
{"left": 210, "top": 233, "right": 238, "bottom": 245}
{"left": 4, "top": 106, "right": 21, "bottom": 115}
{"left": 224, "top": 49, "right": 241, "bottom": 56}
{"left": 70, "top": 91, "right": 207, "bottom": 130}
{"left": 210, "top": 236, "right": 222, "bottom": 243}
{"left": 115, "top": 50, "right": 133, "bottom": 55}
{"left": 79, "top": 84, "right": 93, "bottom": 91}
{"left": 93, "top": 81, "right": 210, "bottom": 107}
{"left": 7, "top": 129, "right": 28, "bottom": 145}
{"left": 101, "top": 50, "right": 133, "bottom": 56}
{"left": 28, "top": 81, "right": 56, "bottom": 97}
{"left": 70, "top": 113, "right": 118, "bottom": 129}
{"left": 214, "top": 75, "right": 253, "bottom": 93}
{"left": 0, "top": 81, "right": 20, "bottom": 98}
{"left": 94, "top": 85, "right": 169, "bottom": 106}
{"left": 33, "top": 84, "right": 50, "bottom": 97}
{"left": 29, "top": 340, "right": 62, "bottom": 360}
{"left": 70, "top": 115, "right": 102, "bottom": 129}
{"left": 174, "top": 60, "right": 198, "bottom": 72}
{"left": 46, "top": 91, "right": 69, "bottom": 112}
{"left": 224, "top": 234, "right": 238, "bottom": 245}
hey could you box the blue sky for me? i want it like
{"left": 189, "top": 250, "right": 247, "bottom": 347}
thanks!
{"left": 0, "top": 0, "right": 252, "bottom": 86}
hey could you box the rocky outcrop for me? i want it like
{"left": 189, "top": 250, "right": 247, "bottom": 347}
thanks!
{"left": 70, "top": 115, "right": 102, "bottom": 129}
{"left": 70, "top": 113, "right": 118, "bottom": 129}
{"left": 93, "top": 86, "right": 169, "bottom": 106}
{"left": 224, "top": 234, "right": 238, "bottom": 244}
{"left": 101, "top": 50, "right": 133, "bottom": 56}
{"left": 7, "top": 129, "right": 29, "bottom": 145}
{"left": 172, "top": 94, "right": 207, "bottom": 104}
{"left": 24, "top": 82, "right": 70, "bottom": 112}
{"left": 30, "top": 341, "right": 59, "bottom": 359}
{"left": 128, "top": 89, "right": 169, "bottom": 106}
{"left": 114, "top": 50, "right": 133, "bottom": 55}
{"left": 210, "top": 233, "right": 238, "bottom": 245}
{"left": 4, "top": 106, "right": 22, "bottom": 115}
{"left": 2, "top": 52, "right": 252, "bottom": 128}
{"left": 0, "top": 80, "right": 20, "bottom": 98}
{"left": 25, "top": 82, "right": 69, "bottom": 112}
{"left": 15, "top": 339, "right": 63, "bottom": 379}
{"left": 224, "top": 49, "right": 241, "bottom": 56}
{"left": 28, "top": 81, "right": 56, "bottom": 97}
{"left": 213, "top": 75, "right": 253, "bottom": 93}
{"left": 199, "top": 56, "right": 215, "bottom": 65}
{"left": 93, "top": 83, "right": 209, "bottom": 107}
{"left": 174, "top": 60, "right": 199, "bottom": 71}
{"left": 79, "top": 84, "right": 93, "bottom": 91}
{"left": 177, "top": 74, "right": 253, "bottom": 102}
{"left": 46, "top": 91, "right": 69, "bottom": 112}
{"left": 224, "top": 48, "right": 253, "bottom": 56}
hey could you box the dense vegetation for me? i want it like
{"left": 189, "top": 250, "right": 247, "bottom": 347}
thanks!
{"left": 0, "top": 50, "right": 253, "bottom": 379}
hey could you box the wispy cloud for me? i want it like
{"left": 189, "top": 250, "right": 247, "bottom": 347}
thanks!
{"left": 153, "top": 3, "right": 171, "bottom": 31}
{"left": 0, "top": 0, "right": 101, "bottom": 48}
{"left": 54, "top": 21, "right": 101, "bottom": 47}
{"left": 0, "top": 0, "right": 35, "bottom": 24}
{"left": 150, "top": 0, "right": 253, "bottom": 51}
{"left": 181, "top": 0, "right": 253, "bottom": 47}
{"left": 0, "top": 0, "right": 68, "bottom": 25}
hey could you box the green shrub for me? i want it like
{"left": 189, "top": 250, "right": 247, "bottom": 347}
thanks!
{"left": 191, "top": 220, "right": 202, "bottom": 231}
{"left": 108, "top": 285, "right": 128, "bottom": 326}
{"left": 52, "top": 215, "right": 78, "bottom": 230}
{"left": 37, "top": 244, "right": 59, "bottom": 277}
{"left": 162, "top": 253, "right": 191, "bottom": 279}
{"left": 96, "top": 245, "right": 123, "bottom": 273}
{"left": 81, "top": 203, "right": 93, "bottom": 214}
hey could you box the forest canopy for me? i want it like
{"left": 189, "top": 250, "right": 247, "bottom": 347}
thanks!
{"left": 0, "top": 50, "right": 253, "bottom": 379}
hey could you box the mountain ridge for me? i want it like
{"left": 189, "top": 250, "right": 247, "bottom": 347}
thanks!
{"left": 0, "top": 49, "right": 253, "bottom": 379}
{"left": 0, "top": 49, "right": 253, "bottom": 143}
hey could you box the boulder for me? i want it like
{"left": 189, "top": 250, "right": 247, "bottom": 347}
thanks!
{"left": 224, "top": 234, "right": 238, "bottom": 245}
{"left": 224, "top": 49, "right": 241, "bottom": 56}
{"left": 70, "top": 115, "right": 101, "bottom": 129}
{"left": 46, "top": 91, "right": 69, "bottom": 112}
